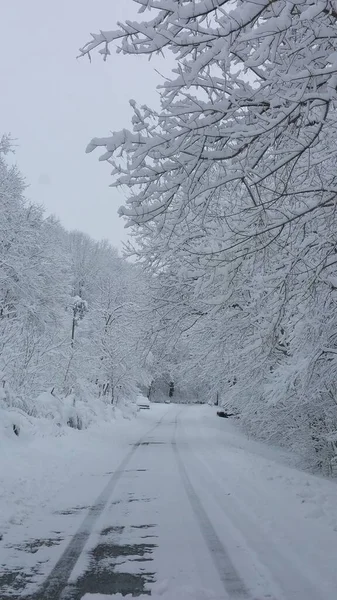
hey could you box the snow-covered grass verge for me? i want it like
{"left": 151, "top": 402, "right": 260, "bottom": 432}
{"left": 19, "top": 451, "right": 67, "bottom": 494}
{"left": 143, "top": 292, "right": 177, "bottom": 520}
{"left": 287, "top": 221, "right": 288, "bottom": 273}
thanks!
{"left": 1, "top": 387, "right": 138, "bottom": 437}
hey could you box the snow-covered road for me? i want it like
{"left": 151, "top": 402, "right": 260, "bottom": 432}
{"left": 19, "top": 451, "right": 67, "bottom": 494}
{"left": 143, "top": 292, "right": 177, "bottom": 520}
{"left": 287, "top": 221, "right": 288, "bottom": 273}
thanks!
{"left": 2, "top": 405, "right": 337, "bottom": 600}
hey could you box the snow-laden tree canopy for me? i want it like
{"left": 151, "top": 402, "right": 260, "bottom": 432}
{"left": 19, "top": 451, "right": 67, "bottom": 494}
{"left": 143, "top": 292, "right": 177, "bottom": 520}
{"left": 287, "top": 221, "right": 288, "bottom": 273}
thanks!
{"left": 82, "top": 0, "right": 337, "bottom": 255}
{"left": 79, "top": 1, "right": 337, "bottom": 473}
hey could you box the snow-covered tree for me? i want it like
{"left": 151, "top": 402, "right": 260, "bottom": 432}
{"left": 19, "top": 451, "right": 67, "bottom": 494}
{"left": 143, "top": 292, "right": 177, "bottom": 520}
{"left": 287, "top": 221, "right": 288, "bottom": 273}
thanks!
{"left": 80, "top": 0, "right": 337, "bottom": 471}
{"left": 0, "top": 136, "right": 153, "bottom": 431}
{"left": 82, "top": 0, "right": 337, "bottom": 252}
{"left": 0, "top": 139, "right": 70, "bottom": 403}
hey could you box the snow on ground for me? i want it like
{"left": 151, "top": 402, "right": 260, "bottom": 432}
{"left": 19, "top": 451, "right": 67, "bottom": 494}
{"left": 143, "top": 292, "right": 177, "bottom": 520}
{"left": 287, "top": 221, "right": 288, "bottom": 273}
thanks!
{"left": 81, "top": 584, "right": 220, "bottom": 600}
{"left": 2, "top": 404, "right": 337, "bottom": 600}
{"left": 0, "top": 404, "right": 152, "bottom": 541}
{"left": 77, "top": 406, "right": 337, "bottom": 600}
{"left": 178, "top": 408, "right": 337, "bottom": 598}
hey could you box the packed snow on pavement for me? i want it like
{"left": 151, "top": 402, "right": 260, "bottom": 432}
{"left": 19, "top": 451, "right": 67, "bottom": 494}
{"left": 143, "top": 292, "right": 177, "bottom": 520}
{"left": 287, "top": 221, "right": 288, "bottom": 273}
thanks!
{"left": 2, "top": 405, "right": 337, "bottom": 600}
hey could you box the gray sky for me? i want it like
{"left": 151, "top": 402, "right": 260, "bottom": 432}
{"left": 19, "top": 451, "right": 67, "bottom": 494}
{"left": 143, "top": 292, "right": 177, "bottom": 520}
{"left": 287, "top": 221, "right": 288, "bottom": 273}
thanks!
{"left": 0, "top": 0, "right": 163, "bottom": 250}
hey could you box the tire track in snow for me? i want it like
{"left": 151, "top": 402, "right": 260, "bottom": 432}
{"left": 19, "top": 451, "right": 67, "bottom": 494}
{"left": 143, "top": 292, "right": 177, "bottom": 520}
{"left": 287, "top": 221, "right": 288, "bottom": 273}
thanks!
{"left": 189, "top": 440, "right": 324, "bottom": 600}
{"left": 172, "top": 413, "right": 251, "bottom": 600}
{"left": 29, "top": 413, "right": 169, "bottom": 600}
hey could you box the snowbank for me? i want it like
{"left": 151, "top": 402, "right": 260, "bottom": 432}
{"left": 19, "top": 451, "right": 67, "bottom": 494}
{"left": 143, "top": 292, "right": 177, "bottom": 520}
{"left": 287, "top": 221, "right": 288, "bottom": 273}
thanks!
{"left": 0, "top": 388, "right": 138, "bottom": 441}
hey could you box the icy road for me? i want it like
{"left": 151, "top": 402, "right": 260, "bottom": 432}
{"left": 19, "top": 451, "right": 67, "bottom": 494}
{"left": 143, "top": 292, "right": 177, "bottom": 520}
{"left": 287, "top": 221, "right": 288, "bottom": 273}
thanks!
{"left": 2, "top": 405, "right": 337, "bottom": 600}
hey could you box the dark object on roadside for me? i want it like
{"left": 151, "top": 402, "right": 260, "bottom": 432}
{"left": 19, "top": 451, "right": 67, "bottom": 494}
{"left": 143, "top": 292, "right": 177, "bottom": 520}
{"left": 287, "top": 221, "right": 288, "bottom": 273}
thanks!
{"left": 217, "top": 410, "right": 234, "bottom": 418}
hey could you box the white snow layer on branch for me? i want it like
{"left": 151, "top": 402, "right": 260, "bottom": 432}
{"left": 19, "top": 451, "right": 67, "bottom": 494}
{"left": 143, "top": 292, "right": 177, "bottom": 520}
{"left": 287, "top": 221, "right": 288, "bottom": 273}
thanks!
{"left": 79, "top": 1, "right": 337, "bottom": 473}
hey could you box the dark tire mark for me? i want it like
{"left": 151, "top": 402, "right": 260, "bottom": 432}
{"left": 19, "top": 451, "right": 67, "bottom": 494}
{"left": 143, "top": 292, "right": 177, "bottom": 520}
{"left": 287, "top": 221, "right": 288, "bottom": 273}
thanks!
{"left": 28, "top": 446, "right": 138, "bottom": 599}
{"left": 28, "top": 413, "right": 168, "bottom": 600}
{"left": 172, "top": 414, "right": 251, "bottom": 600}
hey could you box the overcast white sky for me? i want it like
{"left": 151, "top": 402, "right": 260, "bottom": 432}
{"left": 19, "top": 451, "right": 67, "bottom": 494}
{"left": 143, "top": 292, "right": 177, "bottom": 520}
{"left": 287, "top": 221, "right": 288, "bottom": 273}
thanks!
{"left": 0, "top": 0, "right": 164, "bottom": 250}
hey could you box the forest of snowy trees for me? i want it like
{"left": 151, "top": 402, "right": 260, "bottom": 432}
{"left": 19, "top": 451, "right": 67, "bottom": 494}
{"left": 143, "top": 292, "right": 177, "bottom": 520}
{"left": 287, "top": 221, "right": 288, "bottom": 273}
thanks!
{"left": 2, "top": 0, "right": 337, "bottom": 475}
{"left": 0, "top": 133, "right": 199, "bottom": 437}
{"left": 77, "top": 0, "right": 337, "bottom": 473}
{"left": 0, "top": 135, "right": 161, "bottom": 434}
